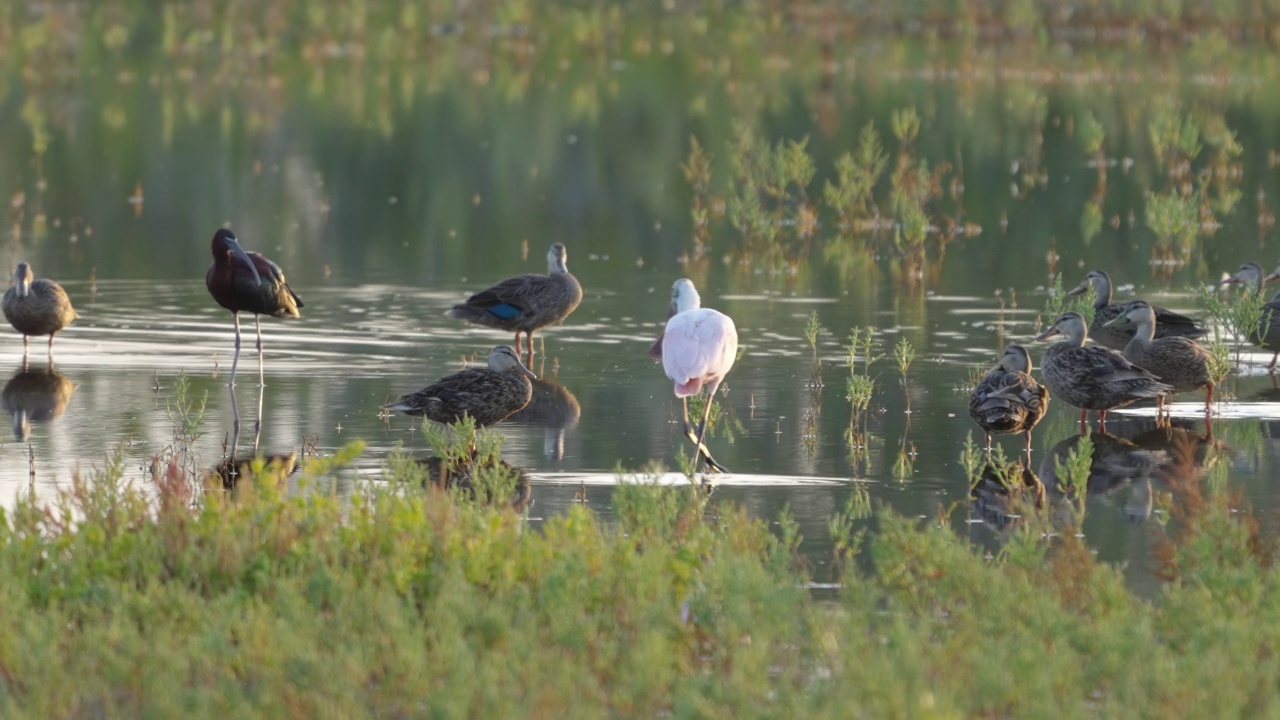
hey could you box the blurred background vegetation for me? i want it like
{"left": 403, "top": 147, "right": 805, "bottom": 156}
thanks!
{"left": 3, "top": 0, "right": 1280, "bottom": 295}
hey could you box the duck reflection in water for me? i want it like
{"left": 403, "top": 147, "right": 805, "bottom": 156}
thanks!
{"left": 412, "top": 455, "right": 533, "bottom": 512}
{"left": 1037, "top": 418, "right": 1220, "bottom": 522}
{"left": 969, "top": 457, "right": 1046, "bottom": 530}
{"left": 1, "top": 360, "right": 76, "bottom": 442}
{"left": 507, "top": 376, "right": 581, "bottom": 460}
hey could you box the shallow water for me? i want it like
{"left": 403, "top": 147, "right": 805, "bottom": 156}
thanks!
{"left": 5, "top": 275, "right": 1278, "bottom": 594}
{"left": 7, "top": 2, "right": 1280, "bottom": 592}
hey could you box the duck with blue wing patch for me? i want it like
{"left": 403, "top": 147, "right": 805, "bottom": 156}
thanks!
{"left": 447, "top": 243, "right": 582, "bottom": 360}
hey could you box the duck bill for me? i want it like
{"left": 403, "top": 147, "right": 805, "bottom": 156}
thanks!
{"left": 1064, "top": 282, "right": 1088, "bottom": 297}
{"left": 1101, "top": 316, "right": 1126, "bottom": 329}
{"left": 1266, "top": 271, "right": 1280, "bottom": 283}
{"left": 1220, "top": 275, "right": 1243, "bottom": 286}
{"left": 516, "top": 363, "right": 537, "bottom": 380}
{"left": 1033, "top": 326, "right": 1060, "bottom": 341}
{"left": 228, "top": 239, "right": 263, "bottom": 287}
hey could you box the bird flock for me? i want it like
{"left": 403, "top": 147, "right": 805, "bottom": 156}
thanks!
{"left": 969, "top": 264, "right": 1280, "bottom": 459}
{"left": 9, "top": 240, "right": 1275, "bottom": 477}
{"left": 2, "top": 230, "right": 738, "bottom": 474}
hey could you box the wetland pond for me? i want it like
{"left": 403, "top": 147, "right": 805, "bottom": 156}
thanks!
{"left": 7, "top": 2, "right": 1280, "bottom": 594}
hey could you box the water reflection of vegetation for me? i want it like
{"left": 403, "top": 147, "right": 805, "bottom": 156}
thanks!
{"left": 7, "top": 2, "right": 1280, "bottom": 288}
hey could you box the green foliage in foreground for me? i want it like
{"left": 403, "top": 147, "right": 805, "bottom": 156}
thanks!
{"left": 2, "top": 445, "right": 1280, "bottom": 717}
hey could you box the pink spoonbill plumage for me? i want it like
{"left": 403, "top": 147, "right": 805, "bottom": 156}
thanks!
{"left": 652, "top": 278, "right": 738, "bottom": 474}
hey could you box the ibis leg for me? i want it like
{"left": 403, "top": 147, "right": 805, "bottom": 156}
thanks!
{"left": 1024, "top": 429, "right": 1033, "bottom": 456}
{"left": 253, "top": 381, "right": 264, "bottom": 454}
{"left": 229, "top": 313, "right": 242, "bottom": 387}
{"left": 1271, "top": 352, "right": 1279, "bottom": 373}
{"left": 22, "top": 335, "right": 28, "bottom": 359}
{"left": 985, "top": 432, "right": 992, "bottom": 453}
{"left": 1099, "top": 410, "right": 1108, "bottom": 433}
{"left": 1078, "top": 407, "right": 1087, "bottom": 433}
{"left": 228, "top": 381, "right": 241, "bottom": 485}
{"left": 527, "top": 332, "right": 536, "bottom": 359}
{"left": 255, "top": 314, "right": 265, "bottom": 388}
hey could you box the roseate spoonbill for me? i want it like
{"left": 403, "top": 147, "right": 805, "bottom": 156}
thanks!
{"left": 1034, "top": 312, "right": 1171, "bottom": 432}
{"left": 1103, "top": 300, "right": 1213, "bottom": 423}
{"left": 205, "top": 228, "right": 303, "bottom": 387}
{"left": 382, "top": 345, "right": 536, "bottom": 427}
{"left": 968, "top": 345, "right": 1048, "bottom": 454}
{"left": 1065, "top": 269, "right": 1205, "bottom": 351}
{"left": 2, "top": 263, "right": 77, "bottom": 358}
{"left": 655, "top": 278, "right": 738, "bottom": 473}
{"left": 447, "top": 243, "right": 582, "bottom": 359}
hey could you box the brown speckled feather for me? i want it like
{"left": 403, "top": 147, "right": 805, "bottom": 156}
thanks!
{"left": 383, "top": 346, "right": 535, "bottom": 427}
{"left": 3, "top": 278, "right": 76, "bottom": 339}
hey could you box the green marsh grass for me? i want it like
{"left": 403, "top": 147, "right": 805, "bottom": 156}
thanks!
{"left": 805, "top": 311, "right": 826, "bottom": 398}
{"left": 11, "top": 433, "right": 1280, "bottom": 716}
{"left": 1053, "top": 433, "right": 1094, "bottom": 498}
{"left": 804, "top": 311, "right": 823, "bottom": 357}
{"left": 1041, "top": 272, "right": 1095, "bottom": 327}
{"left": 1200, "top": 282, "right": 1271, "bottom": 369}
{"left": 843, "top": 326, "right": 882, "bottom": 466}
{"left": 893, "top": 336, "right": 916, "bottom": 414}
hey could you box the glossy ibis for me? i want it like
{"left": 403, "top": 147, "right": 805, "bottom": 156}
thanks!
{"left": 447, "top": 243, "right": 582, "bottom": 359}
{"left": 205, "top": 228, "right": 303, "bottom": 386}
{"left": 2, "top": 263, "right": 77, "bottom": 358}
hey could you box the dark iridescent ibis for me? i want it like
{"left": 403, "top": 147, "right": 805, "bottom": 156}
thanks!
{"left": 2, "top": 263, "right": 77, "bottom": 358}
{"left": 446, "top": 243, "right": 583, "bottom": 359}
{"left": 204, "top": 229, "right": 303, "bottom": 387}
